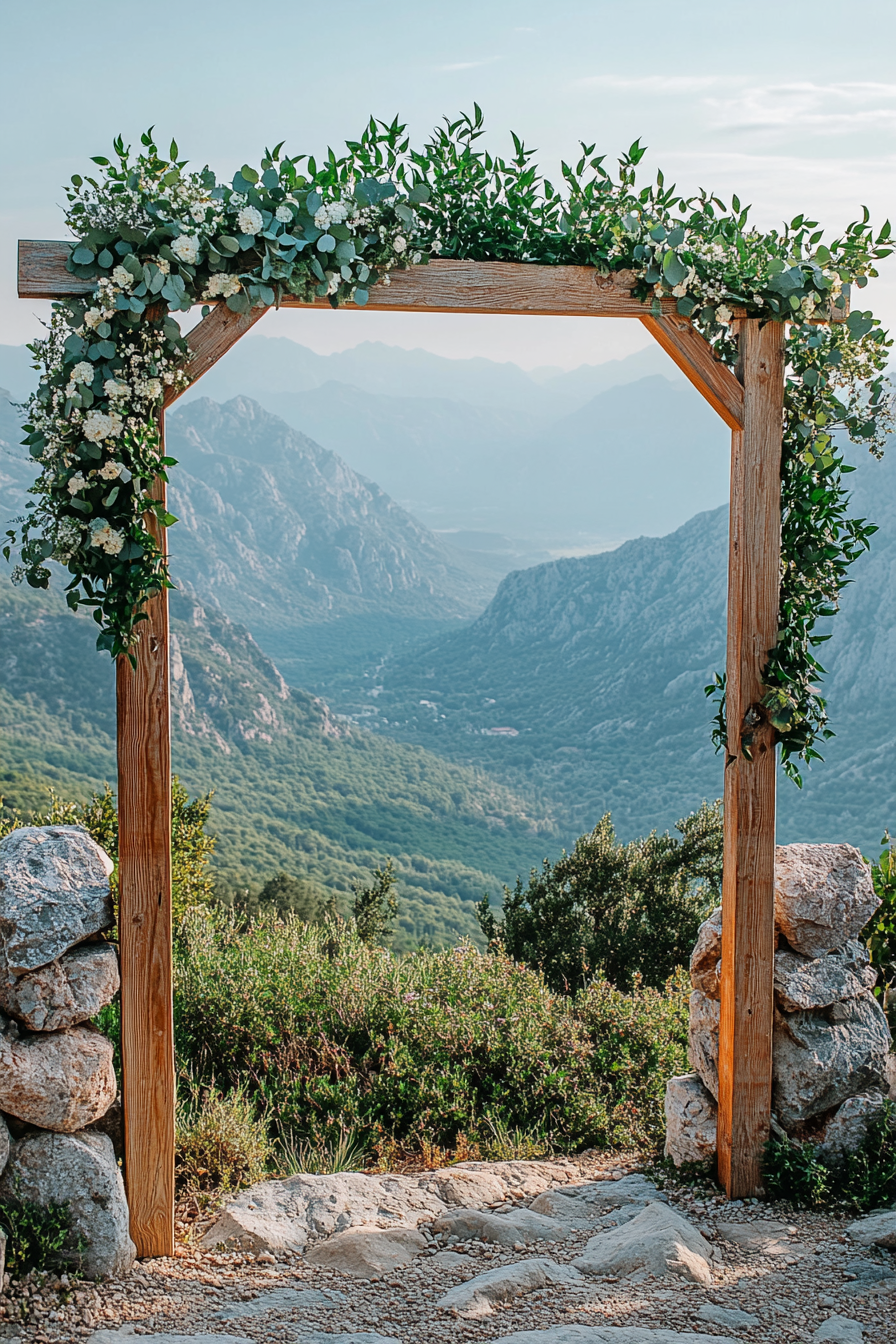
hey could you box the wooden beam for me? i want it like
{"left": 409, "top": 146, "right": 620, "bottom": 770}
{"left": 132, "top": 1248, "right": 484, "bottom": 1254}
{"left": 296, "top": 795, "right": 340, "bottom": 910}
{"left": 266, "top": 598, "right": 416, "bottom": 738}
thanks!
{"left": 164, "top": 303, "right": 268, "bottom": 408}
{"left": 16, "top": 240, "right": 849, "bottom": 323}
{"left": 717, "top": 319, "right": 784, "bottom": 1199}
{"left": 640, "top": 314, "right": 744, "bottom": 430}
{"left": 116, "top": 462, "right": 174, "bottom": 1259}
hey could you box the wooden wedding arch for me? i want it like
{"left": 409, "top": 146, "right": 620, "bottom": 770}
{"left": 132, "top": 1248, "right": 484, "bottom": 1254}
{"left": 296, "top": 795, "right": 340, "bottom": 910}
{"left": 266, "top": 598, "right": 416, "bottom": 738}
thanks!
{"left": 19, "top": 242, "right": 836, "bottom": 1256}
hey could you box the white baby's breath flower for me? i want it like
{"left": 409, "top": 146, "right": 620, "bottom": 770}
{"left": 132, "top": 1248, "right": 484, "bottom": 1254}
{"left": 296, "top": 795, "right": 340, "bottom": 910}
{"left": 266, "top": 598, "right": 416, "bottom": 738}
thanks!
{"left": 67, "top": 473, "right": 88, "bottom": 495}
{"left": 83, "top": 410, "right": 124, "bottom": 443}
{"left": 112, "top": 265, "right": 134, "bottom": 289}
{"left": 171, "top": 234, "right": 201, "bottom": 265}
{"left": 135, "top": 377, "right": 163, "bottom": 400}
{"left": 103, "top": 379, "right": 129, "bottom": 400}
{"left": 71, "top": 361, "right": 94, "bottom": 385}
{"left": 89, "top": 519, "right": 125, "bottom": 555}
{"left": 156, "top": 257, "right": 171, "bottom": 275}
{"left": 275, "top": 205, "right": 293, "bottom": 223}
{"left": 314, "top": 201, "right": 348, "bottom": 230}
{"left": 190, "top": 202, "right": 211, "bottom": 223}
{"left": 393, "top": 236, "right": 407, "bottom": 254}
{"left": 237, "top": 206, "right": 263, "bottom": 236}
{"left": 204, "top": 273, "right": 242, "bottom": 299}
{"left": 98, "top": 459, "right": 123, "bottom": 480}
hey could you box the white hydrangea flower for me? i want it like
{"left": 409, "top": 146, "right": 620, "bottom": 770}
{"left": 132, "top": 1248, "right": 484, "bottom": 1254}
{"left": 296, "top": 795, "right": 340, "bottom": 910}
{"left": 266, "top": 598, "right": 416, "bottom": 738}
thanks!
{"left": 71, "top": 361, "right": 94, "bottom": 385}
{"left": 89, "top": 520, "right": 125, "bottom": 555}
{"left": 393, "top": 236, "right": 407, "bottom": 254}
{"left": 275, "top": 205, "right": 293, "bottom": 223}
{"left": 171, "top": 234, "right": 201, "bottom": 265}
{"left": 135, "top": 377, "right": 163, "bottom": 400}
{"left": 67, "top": 473, "right": 88, "bottom": 495}
{"left": 716, "top": 304, "right": 733, "bottom": 324}
{"left": 237, "top": 206, "right": 263, "bottom": 236}
{"left": 103, "top": 378, "right": 129, "bottom": 400}
{"left": 112, "top": 265, "right": 134, "bottom": 289}
{"left": 190, "top": 202, "right": 211, "bottom": 223}
{"left": 84, "top": 308, "right": 104, "bottom": 331}
{"left": 205, "top": 273, "right": 242, "bottom": 299}
{"left": 156, "top": 257, "right": 171, "bottom": 275}
{"left": 98, "top": 459, "right": 123, "bottom": 480}
{"left": 83, "top": 410, "right": 124, "bottom": 443}
{"left": 314, "top": 201, "right": 348, "bottom": 230}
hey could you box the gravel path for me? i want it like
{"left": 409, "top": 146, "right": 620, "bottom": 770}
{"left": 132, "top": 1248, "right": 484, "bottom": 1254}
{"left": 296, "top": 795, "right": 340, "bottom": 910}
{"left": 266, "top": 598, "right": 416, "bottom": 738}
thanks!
{"left": 0, "top": 1161, "right": 892, "bottom": 1344}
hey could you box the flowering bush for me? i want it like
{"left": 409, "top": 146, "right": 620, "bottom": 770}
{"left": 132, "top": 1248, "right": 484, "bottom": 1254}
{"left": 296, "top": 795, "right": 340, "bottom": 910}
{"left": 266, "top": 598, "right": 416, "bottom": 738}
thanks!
{"left": 5, "top": 111, "right": 893, "bottom": 774}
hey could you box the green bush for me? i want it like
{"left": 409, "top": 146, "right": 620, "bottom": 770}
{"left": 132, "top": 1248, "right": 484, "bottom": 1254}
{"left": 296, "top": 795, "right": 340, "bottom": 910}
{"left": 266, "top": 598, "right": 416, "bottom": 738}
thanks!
{"left": 0, "top": 1196, "right": 79, "bottom": 1278}
{"left": 478, "top": 801, "right": 722, "bottom": 992}
{"left": 175, "top": 1079, "right": 273, "bottom": 1193}
{"left": 173, "top": 910, "right": 688, "bottom": 1156}
{"left": 763, "top": 1101, "right": 896, "bottom": 1211}
{"left": 866, "top": 831, "right": 896, "bottom": 1028}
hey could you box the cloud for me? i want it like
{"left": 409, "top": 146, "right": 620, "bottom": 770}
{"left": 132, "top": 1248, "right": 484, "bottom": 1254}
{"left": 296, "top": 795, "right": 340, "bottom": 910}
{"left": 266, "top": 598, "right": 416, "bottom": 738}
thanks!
{"left": 438, "top": 56, "right": 502, "bottom": 72}
{"left": 705, "top": 81, "right": 896, "bottom": 134}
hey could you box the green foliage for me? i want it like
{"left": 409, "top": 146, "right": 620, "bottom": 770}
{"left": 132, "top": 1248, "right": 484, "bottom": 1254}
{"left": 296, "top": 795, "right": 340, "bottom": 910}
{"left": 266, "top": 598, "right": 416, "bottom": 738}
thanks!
{"left": 866, "top": 831, "right": 896, "bottom": 1027}
{"left": 172, "top": 910, "right": 688, "bottom": 1156}
{"left": 763, "top": 1102, "right": 896, "bottom": 1211}
{"left": 6, "top": 116, "right": 891, "bottom": 778}
{"left": 0, "top": 1196, "right": 79, "bottom": 1278}
{"left": 352, "top": 858, "right": 399, "bottom": 946}
{"left": 175, "top": 1078, "right": 273, "bottom": 1194}
{"left": 0, "top": 776, "right": 215, "bottom": 929}
{"left": 478, "top": 801, "right": 722, "bottom": 992}
{"left": 214, "top": 871, "right": 327, "bottom": 925}
{"left": 276, "top": 1126, "right": 369, "bottom": 1177}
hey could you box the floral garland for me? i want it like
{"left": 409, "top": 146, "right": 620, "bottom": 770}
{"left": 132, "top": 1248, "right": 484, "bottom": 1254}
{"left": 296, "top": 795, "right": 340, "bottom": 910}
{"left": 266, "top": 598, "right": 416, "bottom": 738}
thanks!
{"left": 5, "top": 113, "right": 893, "bottom": 781}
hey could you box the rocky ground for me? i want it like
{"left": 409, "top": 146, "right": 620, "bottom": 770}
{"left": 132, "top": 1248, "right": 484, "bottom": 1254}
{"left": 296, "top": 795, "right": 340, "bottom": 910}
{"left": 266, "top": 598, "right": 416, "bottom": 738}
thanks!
{"left": 0, "top": 1157, "right": 893, "bottom": 1344}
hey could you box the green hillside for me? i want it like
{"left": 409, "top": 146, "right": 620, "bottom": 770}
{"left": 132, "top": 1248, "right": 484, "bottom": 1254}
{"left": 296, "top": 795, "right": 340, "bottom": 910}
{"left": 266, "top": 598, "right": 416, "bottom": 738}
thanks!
{"left": 0, "top": 584, "right": 558, "bottom": 951}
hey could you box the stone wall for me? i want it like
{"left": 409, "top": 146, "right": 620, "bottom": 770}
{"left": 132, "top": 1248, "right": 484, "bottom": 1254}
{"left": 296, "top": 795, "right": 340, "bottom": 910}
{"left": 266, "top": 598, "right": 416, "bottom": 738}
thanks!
{"left": 665, "top": 842, "right": 894, "bottom": 1169}
{"left": 0, "top": 826, "right": 135, "bottom": 1279}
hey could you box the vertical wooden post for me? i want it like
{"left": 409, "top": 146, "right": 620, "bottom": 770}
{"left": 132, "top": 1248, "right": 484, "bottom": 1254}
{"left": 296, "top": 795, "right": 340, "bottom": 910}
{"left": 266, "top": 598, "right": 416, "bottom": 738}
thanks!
{"left": 717, "top": 319, "right": 785, "bottom": 1198}
{"left": 116, "top": 415, "right": 175, "bottom": 1258}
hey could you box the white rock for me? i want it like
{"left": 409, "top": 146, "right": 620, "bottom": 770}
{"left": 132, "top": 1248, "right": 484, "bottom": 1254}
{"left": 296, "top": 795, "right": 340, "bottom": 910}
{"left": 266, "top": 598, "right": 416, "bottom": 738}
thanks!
{"left": 572, "top": 1201, "right": 714, "bottom": 1284}
{"left": 812, "top": 1315, "right": 866, "bottom": 1343}
{"left": 431, "top": 1249, "right": 472, "bottom": 1267}
{"left": 215, "top": 1286, "right": 345, "bottom": 1319}
{"left": 530, "top": 1176, "right": 659, "bottom": 1224}
{"left": 697, "top": 1303, "right": 760, "bottom": 1328}
{"left": 486, "top": 1327, "right": 741, "bottom": 1343}
{"left": 664, "top": 1073, "right": 717, "bottom": 1166}
{"left": 887, "top": 1052, "right": 896, "bottom": 1100}
{"left": 0, "top": 1130, "right": 134, "bottom": 1279}
{"left": 432, "top": 1206, "right": 566, "bottom": 1245}
{"left": 773, "top": 992, "right": 891, "bottom": 1127}
{"left": 88, "top": 1334, "right": 254, "bottom": 1344}
{"left": 0, "top": 1113, "right": 9, "bottom": 1176}
{"left": 0, "top": 1017, "right": 116, "bottom": 1131}
{"left": 436, "top": 1256, "right": 582, "bottom": 1318}
{"left": 816, "top": 1091, "right": 887, "bottom": 1161}
{"left": 846, "top": 1208, "right": 896, "bottom": 1248}
{"left": 714, "top": 1219, "right": 798, "bottom": 1256}
{"left": 0, "top": 942, "right": 120, "bottom": 1031}
{"left": 690, "top": 906, "right": 722, "bottom": 998}
{"left": 687, "top": 990, "right": 719, "bottom": 1100}
{"left": 0, "top": 826, "right": 114, "bottom": 973}
{"left": 305, "top": 1225, "right": 427, "bottom": 1277}
{"left": 774, "top": 941, "right": 877, "bottom": 1013}
{"left": 775, "top": 843, "right": 879, "bottom": 958}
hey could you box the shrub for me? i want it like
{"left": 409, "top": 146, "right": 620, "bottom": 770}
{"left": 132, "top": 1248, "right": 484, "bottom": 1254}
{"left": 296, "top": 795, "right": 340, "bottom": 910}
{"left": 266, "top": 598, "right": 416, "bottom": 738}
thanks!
{"left": 0, "top": 1196, "right": 78, "bottom": 1278}
{"left": 175, "top": 1079, "right": 273, "bottom": 1193}
{"left": 173, "top": 910, "right": 688, "bottom": 1156}
{"left": 866, "top": 831, "right": 896, "bottom": 1028}
{"left": 763, "top": 1101, "right": 896, "bottom": 1211}
{"left": 352, "top": 858, "right": 399, "bottom": 947}
{"left": 214, "top": 871, "right": 327, "bottom": 925}
{"left": 478, "top": 801, "right": 722, "bottom": 992}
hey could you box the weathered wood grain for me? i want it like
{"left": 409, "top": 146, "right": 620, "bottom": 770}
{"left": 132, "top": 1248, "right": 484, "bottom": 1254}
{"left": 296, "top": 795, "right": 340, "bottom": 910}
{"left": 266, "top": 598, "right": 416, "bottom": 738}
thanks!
{"left": 640, "top": 314, "right": 744, "bottom": 430}
{"left": 116, "top": 461, "right": 174, "bottom": 1259}
{"left": 163, "top": 304, "right": 268, "bottom": 407}
{"left": 717, "top": 319, "right": 784, "bottom": 1199}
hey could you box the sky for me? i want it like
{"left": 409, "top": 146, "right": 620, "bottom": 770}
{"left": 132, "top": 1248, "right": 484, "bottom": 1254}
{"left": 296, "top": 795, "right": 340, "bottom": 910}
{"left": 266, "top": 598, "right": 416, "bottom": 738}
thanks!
{"left": 2, "top": 0, "right": 895, "bottom": 369}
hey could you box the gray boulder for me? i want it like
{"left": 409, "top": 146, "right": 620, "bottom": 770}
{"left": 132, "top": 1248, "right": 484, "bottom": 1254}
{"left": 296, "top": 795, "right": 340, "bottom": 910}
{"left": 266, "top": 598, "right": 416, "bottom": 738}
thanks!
{"left": 530, "top": 1175, "right": 659, "bottom": 1225}
{"left": 775, "top": 844, "right": 879, "bottom": 958}
{"left": 0, "top": 1130, "right": 134, "bottom": 1278}
{"left": 773, "top": 992, "right": 891, "bottom": 1127}
{"left": 572, "top": 1200, "right": 714, "bottom": 1284}
{"left": 812, "top": 1316, "right": 866, "bottom": 1343}
{"left": 305, "top": 1225, "right": 427, "bottom": 1277}
{"left": 487, "top": 1331, "right": 741, "bottom": 1344}
{"left": 697, "top": 1304, "right": 760, "bottom": 1329}
{"left": 687, "top": 990, "right": 719, "bottom": 1100}
{"left": 432, "top": 1206, "right": 566, "bottom": 1245}
{"left": 846, "top": 1208, "right": 896, "bottom": 1248}
{"left": 690, "top": 906, "right": 722, "bottom": 998}
{"left": 0, "top": 1113, "right": 9, "bottom": 1176}
{"left": 0, "top": 1016, "right": 116, "bottom": 1131}
{"left": 816, "top": 1091, "right": 887, "bottom": 1162}
{"left": 0, "top": 826, "right": 114, "bottom": 973}
{"left": 436, "top": 1256, "right": 582, "bottom": 1319}
{"left": 0, "top": 942, "right": 119, "bottom": 1031}
{"left": 663, "top": 1073, "right": 717, "bottom": 1166}
{"left": 773, "top": 941, "right": 877, "bottom": 1013}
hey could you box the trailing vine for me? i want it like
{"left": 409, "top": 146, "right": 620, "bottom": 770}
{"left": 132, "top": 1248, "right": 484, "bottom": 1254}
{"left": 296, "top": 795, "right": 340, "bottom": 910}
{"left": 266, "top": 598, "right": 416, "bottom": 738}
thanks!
{"left": 5, "top": 111, "right": 893, "bottom": 780}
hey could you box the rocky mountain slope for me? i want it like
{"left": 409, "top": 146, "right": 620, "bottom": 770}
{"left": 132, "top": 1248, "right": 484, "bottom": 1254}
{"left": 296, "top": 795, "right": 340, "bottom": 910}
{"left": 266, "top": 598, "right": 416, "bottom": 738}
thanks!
{"left": 369, "top": 445, "right": 896, "bottom": 855}
{"left": 0, "top": 583, "right": 557, "bottom": 949}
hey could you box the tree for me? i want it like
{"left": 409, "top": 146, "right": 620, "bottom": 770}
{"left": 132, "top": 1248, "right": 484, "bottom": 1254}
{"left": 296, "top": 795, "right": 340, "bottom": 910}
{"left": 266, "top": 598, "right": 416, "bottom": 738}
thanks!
{"left": 352, "top": 858, "right": 399, "bottom": 947}
{"left": 478, "top": 800, "right": 723, "bottom": 992}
